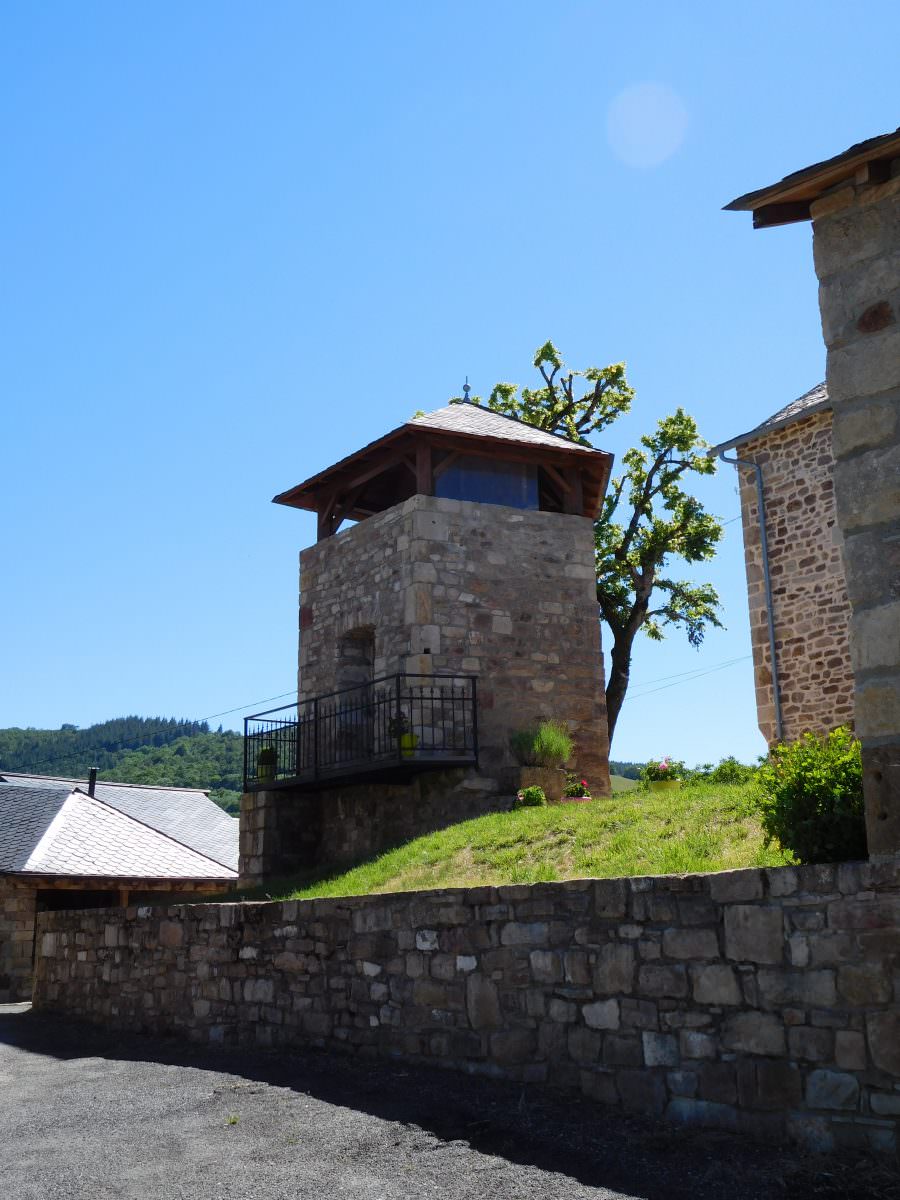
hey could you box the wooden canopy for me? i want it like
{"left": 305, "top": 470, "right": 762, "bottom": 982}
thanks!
{"left": 273, "top": 402, "right": 614, "bottom": 540}
{"left": 725, "top": 126, "right": 900, "bottom": 229}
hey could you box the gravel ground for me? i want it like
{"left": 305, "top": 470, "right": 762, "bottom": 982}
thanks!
{"left": 1, "top": 1004, "right": 896, "bottom": 1200}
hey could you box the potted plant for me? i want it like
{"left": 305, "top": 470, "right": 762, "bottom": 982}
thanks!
{"left": 644, "top": 757, "right": 683, "bottom": 793}
{"left": 514, "top": 784, "right": 547, "bottom": 808}
{"left": 389, "top": 712, "right": 419, "bottom": 759}
{"left": 256, "top": 744, "right": 277, "bottom": 783}
{"left": 510, "top": 721, "right": 573, "bottom": 803}
{"left": 561, "top": 773, "right": 592, "bottom": 804}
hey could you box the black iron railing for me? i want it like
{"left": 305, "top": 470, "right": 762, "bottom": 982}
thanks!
{"left": 243, "top": 673, "right": 478, "bottom": 789}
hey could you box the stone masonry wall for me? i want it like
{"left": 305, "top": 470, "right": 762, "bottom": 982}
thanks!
{"left": 0, "top": 880, "right": 36, "bottom": 1002}
{"left": 239, "top": 770, "right": 514, "bottom": 886}
{"left": 737, "top": 409, "right": 854, "bottom": 744}
{"left": 0, "top": 876, "right": 232, "bottom": 1002}
{"left": 298, "top": 495, "right": 610, "bottom": 791}
{"left": 811, "top": 167, "right": 900, "bottom": 854}
{"left": 34, "top": 858, "right": 900, "bottom": 1155}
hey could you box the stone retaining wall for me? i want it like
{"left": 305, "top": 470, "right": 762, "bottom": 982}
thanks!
{"left": 33, "top": 859, "right": 900, "bottom": 1155}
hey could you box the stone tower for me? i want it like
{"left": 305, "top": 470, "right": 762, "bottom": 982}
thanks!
{"left": 240, "top": 402, "right": 613, "bottom": 884}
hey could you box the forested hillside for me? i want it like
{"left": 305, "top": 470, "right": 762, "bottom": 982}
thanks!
{"left": 0, "top": 718, "right": 243, "bottom": 813}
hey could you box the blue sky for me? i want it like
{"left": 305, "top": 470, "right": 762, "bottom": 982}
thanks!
{"left": 2, "top": 2, "right": 898, "bottom": 766}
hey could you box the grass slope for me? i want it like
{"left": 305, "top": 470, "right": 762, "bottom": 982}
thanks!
{"left": 265, "top": 781, "right": 790, "bottom": 901}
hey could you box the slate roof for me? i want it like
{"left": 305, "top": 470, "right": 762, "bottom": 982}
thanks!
{"left": 709, "top": 382, "right": 830, "bottom": 456}
{"left": 409, "top": 402, "right": 599, "bottom": 454}
{"left": 0, "top": 773, "right": 239, "bottom": 872}
{"left": 0, "top": 782, "right": 236, "bottom": 879}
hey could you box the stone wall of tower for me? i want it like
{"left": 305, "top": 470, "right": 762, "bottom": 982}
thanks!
{"left": 736, "top": 409, "right": 854, "bottom": 745}
{"left": 298, "top": 494, "right": 611, "bottom": 792}
{"left": 810, "top": 167, "right": 900, "bottom": 855}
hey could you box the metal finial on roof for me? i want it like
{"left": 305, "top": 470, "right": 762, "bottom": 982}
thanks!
{"left": 462, "top": 376, "right": 471, "bottom": 403}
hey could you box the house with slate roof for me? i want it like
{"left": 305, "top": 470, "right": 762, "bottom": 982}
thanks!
{"left": 711, "top": 382, "right": 854, "bottom": 746}
{"left": 0, "top": 773, "right": 238, "bottom": 1001}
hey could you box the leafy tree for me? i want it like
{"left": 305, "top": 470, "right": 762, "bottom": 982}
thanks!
{"left": 453, "top": 341, "right": 723, "bottom": 743}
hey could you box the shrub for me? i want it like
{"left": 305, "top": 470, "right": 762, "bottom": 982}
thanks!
{"left": 690, "top": 756, "right": 758, "bottom": 786}
{"left": 514, "top": 784, "right": 547, "bottom": 808}
{"left": 756, "top": 726, "right": 865, "bottom": 864}
{"left": 643, "top": 757, "right": 683, "bottom": 783}
{"left": 510, "top": 721, "right": 573, "bottom": 767}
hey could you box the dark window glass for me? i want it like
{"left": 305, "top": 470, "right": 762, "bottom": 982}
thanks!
{"left": 434, "top": 455, "right": 538, "bottom": 509}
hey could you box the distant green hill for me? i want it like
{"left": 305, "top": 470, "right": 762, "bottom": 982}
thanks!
{"left": 0, "top": 717, "right": 243, "bottom": 814}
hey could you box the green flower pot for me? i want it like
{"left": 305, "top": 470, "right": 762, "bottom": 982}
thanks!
{"left": 649, "top": 779, "right": 681, "bottom": 793}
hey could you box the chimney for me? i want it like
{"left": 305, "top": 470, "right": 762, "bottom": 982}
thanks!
{"left": 88, "top": 767, "right": 97, "bottom": 798}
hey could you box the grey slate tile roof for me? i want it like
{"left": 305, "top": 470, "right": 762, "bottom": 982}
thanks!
{"left": 0, "top": 781, "right": 236, "bottom": 879}
{"left": 20, "top": 790, "right": 234, "bottom": 878}
{"left": 0, "top": 785, "right": 70, "bottom": 872}
{"left": 709, "top": 382, "right": 830, "bottom": 456}
{"left": 0, "top": 774, "right": 238, "bottom": 872}
{"left": 410, "top": 402, "right": 600, "bottom": 454}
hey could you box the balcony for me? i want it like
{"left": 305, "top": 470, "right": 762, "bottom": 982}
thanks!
{"left": 243, "top": 673, "right": 478, "bottom": 791}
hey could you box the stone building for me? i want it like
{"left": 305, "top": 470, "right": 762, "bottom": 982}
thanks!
{"left": 726, "top": 127, "right": 900, "bottom": 855}
{"left": 240, "top": 402, "right": 614, "bottom": 884}
{"left": 0, "top": 773, "right": 238, "bottom": 1001}
{"left": 712, "top": 381, "right": 854, "bottom": 745}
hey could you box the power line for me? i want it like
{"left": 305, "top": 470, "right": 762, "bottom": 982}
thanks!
{"left": 628, "top": 655, "right": 751, "bottom": 700}
{"left": 626, "top": 655, "right": 750, "bottom": 693}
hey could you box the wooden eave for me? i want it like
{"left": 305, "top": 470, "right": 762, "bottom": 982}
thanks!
{"left": 273, "top": 422, "right": 613, "bottom": 535}
{"left": 724, "top": 127, "right": 900, "bottom": 228}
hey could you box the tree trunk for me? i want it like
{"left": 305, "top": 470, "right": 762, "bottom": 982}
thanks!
{"left": 605, "top": 634, "right": 634, "bottom": 746}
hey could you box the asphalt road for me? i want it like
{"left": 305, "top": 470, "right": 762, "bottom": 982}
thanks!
{"left": 0, "top": 1004, "right": 894, "bottom": 1200}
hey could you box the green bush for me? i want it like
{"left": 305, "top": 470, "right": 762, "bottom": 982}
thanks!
{"left": 690, "top": 756, "right": 758, "bottom": 786}
{"left": 514, "top": 784, "right": 547, "bottom": 808}
{"left": 510, "top": 721, "right": 573, "bottom": 767}
{"left": 757, "top": 726, "right": 865, "bottom": 864}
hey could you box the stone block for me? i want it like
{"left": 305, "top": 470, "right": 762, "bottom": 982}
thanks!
{"left": 637, "top": 963, "right": 688, "bottom": 998}
{"left": 603, "top": 1035, "right": 643, "bottom": 1068}
{"left": 863, "top": 743, "right": 900, "bottom": 856}
{"left": 593, "top": 879, "right": 627, "bottom": 919}
{"left": 866, "top": 1010, "right": 900, "bottom": 1075}
{"left": 490, "top": 1029, "right": 535, "bottom": 1065}
{"left": 159, "top": 922, "right": 183, "bottom": 949}
{"left": 697, "top": 1063, "right": 736, "bottom": 1105}
{"left": 529, "top": 950, "right": 562, "bottom": 983}
{"left": 642, "top": 1032, "right": 678, "bottom": 1067}
{"left": 805, "top": 1069, "right": 860, "bottom": 1111}
{"left": 869, "top": 1092, "right": 900, "bottom": 1117}
{"left": 691, "top": 963, "right": 741, "bottom": 1006}
{"left": 724, "top": 905, "right": 783, "bottom": 964}
{"left": 757, "top": 968, "right": 837, "bottom": 1008}
{"left": 591, "top": 943, "right": 634, "bottom": 994}
{"left": 709, "top": 869, "right": 763, "bottom": 903}
{"left": 667, "top": 1070, "right": 698, "bottom": 1098}
{"left": 548, "top": 998, "right": 576, "bottom": 1024}
{"left": 753, "top": 1061, "right": 802, "bottom": 1110}
{"left": 661, "top": 928, "right": 719, "bottom": 959}
{"left": 500, "top": 922, "right": 548, "bottom": 947}
{"left": 828, "top": 329, "right": 900, "bottom": 406}
{"left": 721, "top": 1012, "right": 785, "bottom": 1056}
{"left": 788, "top": 1026, "right": 833, "bottom": 1063}
{"left": 832, "top": 393, "right": 899, "bottom": 458}
{"left": 616, "top": 1070, "right": 666, "bottom": 1116}
{"left": 465, "top": 975, "right": 501, "bottom": 1030}
{"left": 680, "top": 1030, "right": 717, "bottom": 1060}
{"left": 837, "top": 963, "right": 893, "bottom": 1005}
{"left": 666, "top": 1097, "right": 738, "bottom": 1132}
{"left": 579, "top": 1069, "right": 618, "bottom": 1105}
{"left": 842, "top": 526, "right": 900, "bottom": 611}
{"left": 568, "top": 1026, "right": 603, "bottom": 1064}
{"left": 583, "top": 999, "right": 620, "bottom": 1030}
{"left": 834, "top": 1029, "right": 867, "bottom": 1071}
